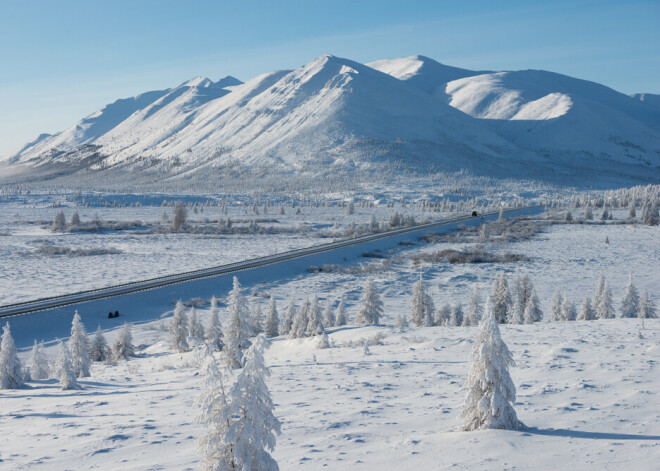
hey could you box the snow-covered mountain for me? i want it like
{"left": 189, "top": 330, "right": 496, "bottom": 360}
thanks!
{"left": 3, "top": 54, "right": 659, "bottom": 188}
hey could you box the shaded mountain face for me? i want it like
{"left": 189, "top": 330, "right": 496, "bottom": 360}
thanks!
{"left": 3, "top": 55, "right": 659, "bottom": 189}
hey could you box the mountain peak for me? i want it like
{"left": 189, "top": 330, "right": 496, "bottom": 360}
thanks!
{"left": 179, "top": 76, "right": 213, "bottom": 88}
{"left": 215, "top": 75, "right": 243, "bottom": 88}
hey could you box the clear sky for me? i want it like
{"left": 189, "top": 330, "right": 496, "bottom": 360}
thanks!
{"left": 1, "top": 0, "right": 658, "bottom": 157}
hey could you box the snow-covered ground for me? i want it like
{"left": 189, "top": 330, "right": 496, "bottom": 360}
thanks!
{"left": 1, "top": 206, "right": 658, "bottom": 469}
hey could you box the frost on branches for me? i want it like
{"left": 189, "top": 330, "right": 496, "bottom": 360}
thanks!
{"left": 170, "top": 301, "right": 190, "bottom": 352}
{"left": 196, "top": 335, "right": 281, "bottom": 471}
{"left": 355, "top": 280, "right": 383, "bottom": 325}
{"left": 264, "top": 295, "right": 280, "bottom": 338}
{"left": 205, "top": 296, "right": 225, "bottom": 351}
{"left": 0, "top": 322, "right": 24, "bottom": 389}
{"left": 459, "top": 300, "right": 522, "bottom": 431}
{"left": 223, "top": 276, "right": 252, "bottom": 369}
{"left": 56, "top": 340, "right": 81, "bottom": 390}
{"left": 620, "top": 275, "right": 640, "bottom": 318}
{"left": 30, "top": 340, "right": 50, "bottom": 380}
{"left": 411, "top": 276, "right": 435, "bottom": 327}
{"left": 113, "top": 323, "right": 135, "bottom": 359}
{"left": 69, "top": 310, "right": 91, "bottom": 378}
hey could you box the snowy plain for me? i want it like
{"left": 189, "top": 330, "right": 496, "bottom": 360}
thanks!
{"left": 1, "top": 202, "right": 659, "bottom": 470}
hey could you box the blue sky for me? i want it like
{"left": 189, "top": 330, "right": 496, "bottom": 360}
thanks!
{"left": 1, "top": 0, "right": 658, "bottom": 156}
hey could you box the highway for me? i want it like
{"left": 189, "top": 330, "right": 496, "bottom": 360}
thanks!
{"left": 0, "top": 206, "right": 541, "bottom": 318}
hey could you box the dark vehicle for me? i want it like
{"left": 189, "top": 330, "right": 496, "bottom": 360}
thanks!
{"left": 108, "top": 312, "right": 113, "bottom": 318}
{"left": 471, "top": 211, "right": 478, "bottom": 217}
{"left": 114, "top": 311, "right": 119, "bottom": 318}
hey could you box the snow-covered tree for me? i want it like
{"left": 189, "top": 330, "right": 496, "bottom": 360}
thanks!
{"left": 188, "top": 307, "right": 205, "bottom": 339}
{"left": 395, "top": 312, "right": 409, "bottom": 328}
{"left": 620, "top": 275, "right": 640, "bottom": 318}
{"left": 306, "top": 296, "right": 323, "bottom": 336}
{"left": 52, "top": 210, "right": 67, "bottom": 231}
{"left": 172, "top": 201, "right": 187, "bottom": 232}
{"left": 436, "top": 303, "right": 452, "bottom": 326}
{"left": 459, "top": 300, "right": 521, "bottom": 431}
{"left": 197, "top": 335, "right": 281, "bottom": 470}
{"left": 596, "top": 280, "right": 615, "bottom": 319}
{"left": 170, "top": 301, "right": 190, "bottom": 352}
{"left": 223, "top": 277, "right": 252, "bottom": 369}
{"left": 522, "top": 291, "right": 543, "bottom": 323}
{"left": 463, "top": 288, "right": 482, "bottom": 326}
{"left": 355, "top": 280, "right": 383, "bottom": 325}
{"left": 491, "top": 273, "right": 512, "bottom": 323}
{"left": 289, "top": 299, "right": 309, "bottom": 339}
{"left": 641, "top": 201, "right": 659, "bottom": 225}
{"left": 316, "top": 330, "right": 331, "bottom": 349}
{"left": 550, "top": 291, "right": 563, "bottom": 322}
{"left": 508, "top": 300, "right": 524, "bottom": 324}
{"left": 411, "top": 276, "right": 435, "bottom": 327}
{"left": 0, "top": 322, "right": 24, "bottom": 389}
{"left": 577, "top": 297, "right": 596, "bottom": 321}
{"left": 451, "top": 304, "right": 464, "bottom": 326}
{"left": 279, "top": 299, "right": 296, "bottom": 336}
{"left": 56, "top": 340, "right": 81, "bottom": 390}
{"left": 560, "top": 298, "right": 577, "bottom": 321}
{"left": 70, "top": 211, "right": 81, "bottom": 226}
{"left": 30, "top": 340, "right": 50, "bottom": 380}
{"left": 90, "top": 326, "right": 111, "bottom": 362}
{"left": 112, "top": 323, "right": 135, "bottom": 359}
{"left": 205, "top": 296, "right": 224, "bottom": 351}
{"left": 639, "top": 291, "right": 657, "bottom": 319}
{"left": 322, "top": 301, "right": 335, "bottom": 328}
{"left": 264, "top": 295, "right": 280, "bottom": 338}
{"left": 250, "top": 302, "right": 264, "bottom": 336}
{"left": 69, "top": 310, "right": 91, "bottom": 378}
{"left": 334, "top": 298, "right": 347, "bottom": 327}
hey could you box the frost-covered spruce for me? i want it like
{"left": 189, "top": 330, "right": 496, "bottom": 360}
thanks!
{"left": 205, "top": 296, "right": 224, "bottom": 351}
{"left": 250, "top": 302, "right": 264, "bottom": 335}
{"left": 334, "top": 298, "right": 348, "bottom": 327}
{"left": 316, "top": 329, "right": 331, "bottom": 349}
{"left": 30, "top": 340, "right": 50, "bottom": 380}
{"left": 279, "top": 299, "right": 296, "bottom": 336}
{"left": 436, "top": 303, "right": 452, "bottom": 326}
{"left": 322, "top": 301, "right": 335, "bottom": 328}
{"left": 355, "top": 280, "right": 383, "bottom": 325}
{"left": 491, "top": 273, "right": 512, "bottom": 324}
{"left": 596, "top": 279, "right": 615, "bottom": 319}
{"left": 264, "top": 295, "right": 280, "bottom": 338}
{"left": 463, "top": 288, "right": 483, "bottom": 326}
{"left": 170, "top": 301, "right": 190, "bottom": 352}
{"left": 459, "top": 300, "right": 522, "bottom": 431}
{"left": 223, "top": 276, "right": 252, "bottom": 369}
{"left": 69, "top": 310, "right": 91, "bottom": 378}
{"left": 451, "top": 304, "right": 464, "bottom": 326}
{"left": 90, "top": 326, "right": 111, "bottom": 362}
{"left": 306, "top": 296, "right": 324, "bottom": 336}
{"left": 113, "top": 323, "right": 135, "bottom": 359}
{"left": 508, "top": 299, "right": 524, "bottom": 324}
{"left": 395, "top": 312, "right": 409, "bottom": 328}
{"left": 197, "top": 335, "right": 281, "bottom": 471}
{"left": 620, "top": 275, "right": 640, "bottom": 318}
{"left": 56, "top": 340, "right": 81, "bottom": 390}
{"left": 639, "top": 291, "right": 658, "bottom": 319}
{"left": 289, "top": 299, "right": 309, "bottom": 339}
{"left": 560, "top": 298, "right": 577, "bottom": 321}
{"left": 188, "top": 307, "right": 205, "bottom": 340}
{"left": 577, "top": 297, "right": 596, "bottom": 321}
{"left": 411, "top": 276, "right": 435, "bottom": 327}
{"left": 550, "top": 291, "right": 563, "bottom": 321}
{"left": 523, "top": 291, "right": 542, "bottom": 323}
{"left": 0, "top": 322, "right": 24, "bottom": 389}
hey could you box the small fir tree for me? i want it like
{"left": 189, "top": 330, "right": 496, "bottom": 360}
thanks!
{"left": 188, "top": 307, "right": 205, "bottom": 339}
{"left": 170, "top": 301, "right": 190, "bottom": 352}
{"left": 322, "top": 301, "right": 335, "bottom": 328}
{"left": 451, "top": 304, "right": 464, "bottom": 326}
{"left": 250, "top": 302, "right": 264, "bottom": 336}
{"left": 289, "top": 299, "right": 309, "bottom": 339}
{"left": 523, "top": 291, "right": 543, "bottom": 323}
{"left": 90, "top": 326, "right": 111, "bottom": 362}
{"left": 69, "top": 310, "right": 91, "bottom": 378}
{"left": 577, "top": 297, "right": 596, "bottom": 321}
{"left": 0, "top": 322, "right": 24, "bottom": 389}
{"left": 463, "top": 288, "right": 483, "bottom": 326}
{"left": 316, "top": 330, "right": 331, "bottom": 349}
{"left": 334, "top": 298, "right": 348, "bottom": 327}
{"left": 639, "top": 291, "right": 657, "bottom": 319}
{"left": 56, "top": 340, "right": 81, "bottom": 390}
{"left": 459, "top": 300, "right": 521, "bottom": 431}
{"left": 30, "top": 340, "right": 50, "bottom": 380}
{"left": 411, "top": 276, "right": 435, "bottom": 327}
{"left": 264, "top": 295, "right": 280, "bottom": 338}
{"left": 550, "top": 291, "right": 563, "bottom": 321}
{"left": 436, "top": 303, "right": 452, "bottom": 326}
{"left": 306, "top": 297, "right": 323, "bottom": 336}
{"left": 279, "top": 299, "right": 296, "bottom": 336}
{"left": 113, "top": 323, "right": 135, "bottom": 359}
{"left": 205, "top": 296, "right": 224, "bottom": 351}
{"left": 620, "top": 275, "right": 640, "bottom": 318}
{"left": 509, "top": 300, "right": 524, "bottom": 324}
{"left": 395, "top": 312, "right": 409, "bottom": 328}
{"left": 355, "top": 280, "right": 383, "bottom": 325}
{"left": 491, "top": 273, "right": 512, "bottom": 324}
{"left": 561, "top": 298, "right": 577, "bottom": 321}
{"left": 223, "top": 277, "right": 252, "bottom": 369}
